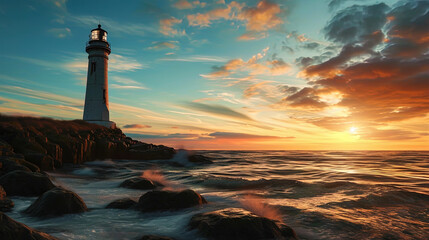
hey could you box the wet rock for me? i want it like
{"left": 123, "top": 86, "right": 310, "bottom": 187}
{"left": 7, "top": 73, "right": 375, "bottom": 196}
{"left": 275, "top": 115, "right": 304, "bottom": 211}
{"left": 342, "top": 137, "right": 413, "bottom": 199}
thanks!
{"left": 24, "top": 187, "right": 88, "bottom": 217}
{"left": 188, "top": 208, "right": 297, "bottom": 240}
{"left": 106, "top": 198, "right": 137, "bottom": 209}
{"left": 138, "top": 189, "right": 207, "bottom": 212}
{"left": 188, "top": 154, "right": 213, "bottom": 164}
{"left": 140, "top": 235, "right": 175, "bottom": 240}
{"left": 0, "top": 212, "right": 58, "bottom": 240}
{"left": 24, "top": 153, "right": 55, "bottom": 171}
{"left": 0, "top": 170, "right": 55, "bottom": 196}
{"left": 0, "top": 185, "right": 14, "bottom": 212}
{"left": 0, "top": 156, "right": 40, "bottom": 176}
{"left": 120, "top": 177, "right": 159, "bottom": 190}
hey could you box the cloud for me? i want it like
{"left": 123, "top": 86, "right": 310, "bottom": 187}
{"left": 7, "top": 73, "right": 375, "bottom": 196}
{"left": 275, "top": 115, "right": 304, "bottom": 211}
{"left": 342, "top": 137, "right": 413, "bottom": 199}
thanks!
{"left": 148, "top": 41, "right": 179, "bottom": 50}
{"left": 323, "top": 3, "right": 389, "bottom": 44}
{"left": 159, "top": 55, "right": 227, "bottom": 62}
{"left": 186, "top": 0, "right": 284, "bottom": 40}
{"left": 174, "top": 0, "right": 193, "bottom": 9}
{"left": 47, "top": 27, "right": 71, "bottom": 38}
{"left": 0, "top": 85, "right": 82, "bottom": 107}
{"left": 159, "top": 17, "right": 186, "bottom": 36}
{"left": 107, "top": 54, "right": 146, "bottom": 72}
{"left": 203, "top": 47, "right": 290, "bottom": 79}
{"left": 70, "top": 15, "right": 158, "bottom": 37}
{"left": 208, "top": 132, "right": 293, "bottom": 140}
{"left": 283, "top": 1, "right": 429, "bottom": 141}
{"left": 183, "top": 102, "right": 253, "bottom": 121}
{"left": 241, "top": 0, "right": 283, "bottom": 32}
{"left": 122, "top": 124, "right": 151, "bottom": 129}
{"left": 303, "top": 31, "right": 384, "bottom": 77}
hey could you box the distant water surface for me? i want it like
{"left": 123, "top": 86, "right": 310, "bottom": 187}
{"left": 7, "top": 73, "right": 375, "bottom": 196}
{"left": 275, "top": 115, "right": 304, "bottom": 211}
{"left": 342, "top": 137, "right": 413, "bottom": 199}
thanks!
{"left": 7, "top": 151, "right": 429, "bottom": 239}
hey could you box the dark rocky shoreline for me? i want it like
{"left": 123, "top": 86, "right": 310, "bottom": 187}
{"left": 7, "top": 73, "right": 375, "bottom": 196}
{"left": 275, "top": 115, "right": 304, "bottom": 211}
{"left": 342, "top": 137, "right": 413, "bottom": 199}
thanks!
{"left": 0, "top": 115, "right": 296, "bottom": 240}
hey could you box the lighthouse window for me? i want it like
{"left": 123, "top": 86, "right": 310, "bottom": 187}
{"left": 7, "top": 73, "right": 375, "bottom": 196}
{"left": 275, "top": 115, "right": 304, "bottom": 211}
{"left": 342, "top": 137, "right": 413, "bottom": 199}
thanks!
{"left": 102, "top": 32, "right": 107, "bottom": 41}
{"left": 103, "top": 89, "right": 106, "bottom": 103}
{"left": 91, "top": 62, "right": 96, "bottom": 74}
{"left": 91, "top": 30, "right": 99, "bottom": 40}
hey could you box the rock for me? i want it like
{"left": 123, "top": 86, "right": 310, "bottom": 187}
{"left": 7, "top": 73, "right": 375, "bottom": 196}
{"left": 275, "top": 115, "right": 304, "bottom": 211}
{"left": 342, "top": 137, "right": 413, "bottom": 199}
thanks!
{"left": 138, "top": 189, "right": 207, "bottom": 212}
{"left": 24, "top": 187, "right": 88, "bottom": 217}
{"left": 0, "top": 185, "right": 14, "bottom": 212}
{"left": 188, "top": 154, "right": 213, "bottom": 164}
{"left": 188, "top": 208, "right": 297, "bottom": 240}
{"left": 0, "top": 156, "right": 40, "bottom": 176}
{"left": 140, "top": 235, "right": 175, "bottom": 240}
{"left": 24, "top": 153, "right": 55, "bottom": 171}
{"left": 0, "top": 170, "right": 55, "bottom": 196}
{"left": 106, "top": 198, "right": 137, "bottom": 209}
{"left": 0, "top": 212, "right": 58, "bottom": 240}
{"left": 120, "top": 177, "right": 159, "bottom": 190}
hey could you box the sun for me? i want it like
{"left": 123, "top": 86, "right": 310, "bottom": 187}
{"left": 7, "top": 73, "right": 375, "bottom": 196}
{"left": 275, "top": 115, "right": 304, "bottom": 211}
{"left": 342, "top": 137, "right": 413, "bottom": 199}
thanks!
{"left": 349, "top": 126, "right": 358, "bottom": 134}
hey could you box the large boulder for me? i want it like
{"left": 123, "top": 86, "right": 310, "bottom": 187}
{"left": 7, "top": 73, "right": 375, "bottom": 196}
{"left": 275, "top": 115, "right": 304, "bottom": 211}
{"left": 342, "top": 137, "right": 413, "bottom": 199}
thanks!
{"left": 0, "top": 185, "right": 14, "bottom": 212}
{"left": 24, "top": 187, "right": 88, "bottom": 217}
{"left": 188, "top": 208, "right": 297, "bottom": 240}
{"left": 0, "top": 170, "right": 55, "bottom": 196}
{"left": 24, "top": 153, "right": 55, "bottom": 171}
{"left": 138, "top": 189, "right": 207, "bottom": 212}
{"left": 0, "top": 212, "right": 58, "bottom": 240}
{"left": 120, "top": 177, "right": 159, "bottom": 190}
{"left": 0, "top": 156, "right": 40, "bottom": 176}
{"left": 106, "top": 198, "right": 137, "bottom": 209}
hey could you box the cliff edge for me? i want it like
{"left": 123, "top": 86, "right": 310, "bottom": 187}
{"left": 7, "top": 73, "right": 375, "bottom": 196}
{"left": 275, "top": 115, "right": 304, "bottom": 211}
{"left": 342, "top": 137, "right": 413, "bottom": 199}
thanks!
{"left": 0, "top": 115, "right": 176, "bottom": 170}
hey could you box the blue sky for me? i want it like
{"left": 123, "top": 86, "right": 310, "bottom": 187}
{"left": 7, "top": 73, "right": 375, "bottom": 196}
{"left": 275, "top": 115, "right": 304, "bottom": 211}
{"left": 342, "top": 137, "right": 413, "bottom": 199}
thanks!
{"left": 1, "top": 0, "right": 428, "bottom": 150}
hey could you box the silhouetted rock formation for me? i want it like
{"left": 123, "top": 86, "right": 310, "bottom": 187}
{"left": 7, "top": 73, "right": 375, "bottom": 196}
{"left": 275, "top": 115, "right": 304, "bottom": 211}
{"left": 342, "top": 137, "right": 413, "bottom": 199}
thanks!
{"left": 24, "top": 187, "right": 88, "bottom": 217}
{"left": 188, "top": 208, "right": 297, "bottom": 240}
{"left": 0, "top": 212, "right": 58, "bottom": 240}
{"left": 138, "top": 189, "right": 207, "bottom": 212}
{"left": 0, "top": 115, "right": 176, "bottom": 170}
{"left": 120, "top": 177, "right": 161, "bottom": 190}
{"left": 106, "top": 198, "right": 137, "bottom": 209}
{"left": 0, "top": 170, "right": 55, "bottom": 196}
{"left": 0, "top": 185, "right": 14, "bottom": 212}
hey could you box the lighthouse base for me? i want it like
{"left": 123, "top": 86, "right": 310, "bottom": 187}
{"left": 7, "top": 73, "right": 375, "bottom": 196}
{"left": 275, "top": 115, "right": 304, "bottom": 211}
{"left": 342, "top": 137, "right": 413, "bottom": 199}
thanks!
{"left": 86, "top": 120, "right": 116, "bottom": 129}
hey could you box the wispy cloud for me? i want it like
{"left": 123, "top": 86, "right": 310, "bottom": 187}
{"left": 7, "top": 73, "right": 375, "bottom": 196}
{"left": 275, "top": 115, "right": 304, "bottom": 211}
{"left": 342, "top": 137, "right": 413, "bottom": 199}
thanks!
{"left": 183, "top": 101, "right": 253, "bottom": 121}
{"left": 159, "top": 17, "right": 186, "bottom": 36}
{"left": 47, "top": 27, "right": 72, "bottom": 38}
{"left": 159, "top": 55, "right": 227, "bottom": 62}
{"left": 70, "top": 15, "right": 158, "bottom": 36}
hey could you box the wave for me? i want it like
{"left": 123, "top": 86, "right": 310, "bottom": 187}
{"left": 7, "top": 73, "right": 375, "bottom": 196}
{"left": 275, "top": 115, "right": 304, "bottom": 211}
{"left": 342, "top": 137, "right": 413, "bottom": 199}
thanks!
{"left": 197, "top": 176, "right": 305, "bottom": 190}
{"left": 320, "top": 189, "right": 429, "bottom": 209}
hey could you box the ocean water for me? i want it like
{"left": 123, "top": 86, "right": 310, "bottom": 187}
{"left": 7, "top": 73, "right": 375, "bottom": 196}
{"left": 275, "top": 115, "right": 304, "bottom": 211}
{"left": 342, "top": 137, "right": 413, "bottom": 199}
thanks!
{"left": 6, "top": 151, "right": 429, "bottom": 240}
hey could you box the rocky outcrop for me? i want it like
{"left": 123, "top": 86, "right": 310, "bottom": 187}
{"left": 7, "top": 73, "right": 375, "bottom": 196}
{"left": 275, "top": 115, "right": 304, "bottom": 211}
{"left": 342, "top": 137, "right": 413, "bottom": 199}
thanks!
{"left": 120, "top": 177, "right": 160, "bottom": 190}
{"left": 0, "top": 115, "right": 176, "bottom": 171}
{"left": 106, "top": 198, "right": 137, "bottom": 209}
{"left": 0, "top": 212, "right": 58, "bottom": 240}
{"left": 0, "top": 170, "right": 55, "bottom": 196}
{"left": 0, "top": 185, "right": 14, "bottom": 212}
{"left": 188, "top": 208, "right": 297, "bottom": 240}
{"left": 138, "top": 189, "right": 207, "bottom": 212}
{"left": 24, "top": 187, "right": 88, "bottom": 217}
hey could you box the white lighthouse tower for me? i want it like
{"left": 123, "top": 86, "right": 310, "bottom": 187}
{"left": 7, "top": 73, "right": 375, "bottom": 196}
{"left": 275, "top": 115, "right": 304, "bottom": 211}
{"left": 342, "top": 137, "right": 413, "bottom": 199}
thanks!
{"left": 83, "top": 24, "right": 115, "bottom": 128}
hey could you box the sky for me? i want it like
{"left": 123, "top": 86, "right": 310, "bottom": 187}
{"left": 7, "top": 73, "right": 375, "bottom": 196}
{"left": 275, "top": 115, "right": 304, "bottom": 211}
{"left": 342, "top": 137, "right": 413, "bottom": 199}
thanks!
{"left": 0, "top": 0, "right": 428, "bottom": 150}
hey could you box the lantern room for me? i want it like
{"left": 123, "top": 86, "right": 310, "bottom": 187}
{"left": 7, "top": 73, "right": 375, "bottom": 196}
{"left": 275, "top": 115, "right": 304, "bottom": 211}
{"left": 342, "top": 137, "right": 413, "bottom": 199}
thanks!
{"left": 89, "top": 24, "right": 108, "bottom": 42}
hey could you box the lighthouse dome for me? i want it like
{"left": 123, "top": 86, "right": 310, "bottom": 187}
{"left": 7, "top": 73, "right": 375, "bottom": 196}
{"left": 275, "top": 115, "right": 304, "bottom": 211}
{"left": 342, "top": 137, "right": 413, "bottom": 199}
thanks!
{"left": 89, "top": 24, "right": 108, "bottom": 42}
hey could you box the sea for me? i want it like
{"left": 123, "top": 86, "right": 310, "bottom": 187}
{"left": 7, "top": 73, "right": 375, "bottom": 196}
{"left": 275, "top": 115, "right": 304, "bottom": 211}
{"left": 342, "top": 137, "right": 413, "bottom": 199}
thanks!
{"left": 6, "top": 151, "right": 429, "bottom": 240}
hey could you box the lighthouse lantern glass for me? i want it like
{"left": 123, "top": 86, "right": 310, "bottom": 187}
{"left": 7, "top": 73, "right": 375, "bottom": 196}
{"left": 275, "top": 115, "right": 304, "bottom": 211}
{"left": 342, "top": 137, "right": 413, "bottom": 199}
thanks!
{"left": 91, "top": 30, "right": 99, "bottom": 40}
{"left": 102, "top": 32, "right": 107, "bottom": 41}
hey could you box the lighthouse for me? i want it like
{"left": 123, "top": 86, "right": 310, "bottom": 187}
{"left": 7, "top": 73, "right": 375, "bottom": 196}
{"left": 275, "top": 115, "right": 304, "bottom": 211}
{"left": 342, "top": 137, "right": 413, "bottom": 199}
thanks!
{"left": 83, "top": 24, "right": 115, "bottom": 128}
